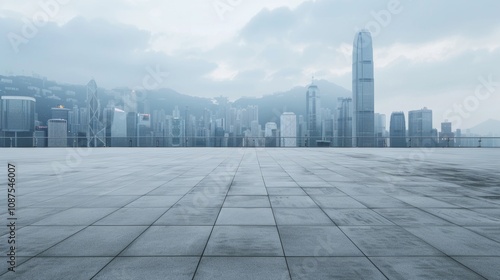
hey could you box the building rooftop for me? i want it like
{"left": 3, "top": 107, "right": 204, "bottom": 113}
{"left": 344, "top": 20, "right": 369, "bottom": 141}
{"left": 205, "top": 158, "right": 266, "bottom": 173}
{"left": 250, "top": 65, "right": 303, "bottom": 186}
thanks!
{"left": 1, "top": 148, "right": 499, "bottom": 279}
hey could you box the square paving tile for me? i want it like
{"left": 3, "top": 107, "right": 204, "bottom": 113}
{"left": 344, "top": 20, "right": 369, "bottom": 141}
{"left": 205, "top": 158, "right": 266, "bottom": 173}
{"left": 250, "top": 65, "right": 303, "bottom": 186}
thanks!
{"left": 228, "top": 186, "right": 268, "bottom": 196}
{"left": 155, "top": 207, "right": 220, "bottom": 226}
{"left": 125, "top": 196, "right": 182, "bottom": 208}
{"left": 370, "top": 257, "right": 484, "bottom": 279}
{"left": 265, "top": 181, "right": 300, "bottom": 188}
{"left": 204, "top": 226, "right": 283, "bottom": 256}
{"left": 465, "top": 226, "right": 500, "bottom": 243}
{"left": 270, "top": 196, "right": 318, "bottom": 208}
{"left": 453, "top": 257, "right": 500, "bottom": 280}
{"left": 374, "top": 208, "right": 453, "bottom": 226}
{"left": 324, "top": 209, "right": 394, "bottom": 226}
{"left": 216, "top": 208, "right": 275, "bottom": 225}
{"left": 393, "top": 195, "right": 456, "bottom": 208}
{"left": 310, "top": 196, "right": 367, "bottom": 209}
{"left": 41, "top": 226, "right": 146, "bottom": 256}
{"left": 279, "top": 226, "right": 362, "bottom": 256}
{"left": 194, "top": 257, "right": 290, "bottom": 280}
{"left": 33, "top": 208, "right": 117, "bottom": 226}
{"left": 94, "top": 208, "right": 168, "bottom": 225}
{"left": 76, "top": 195, "right": 139, "bottom": 208}
{"left": 12, "top": 208, "right": 65, "bottom": 226}
{"left": 223, "top": 196, "right": 270, "bottom": 207}
{"left": 93, "top": 257, "right": 199, "bottom": 280}
{"left": 302, "top": 187, "right": 346, "bottom": 196}
{"left": 352, "top": 195, "right": 411, "bottom": 208}
{"left": 426, "top": 208, "right": 500, "bottom": 226}
{"left": 122, "top": 226, "right": 212, "bottom": 256}
{"left": 287, "top": 257, "right": 387, "bottom": 280}
{"left": 340, "top": 226, "right": 443, "bottom": 256}
{"left": 405, "top": 226, "right": 500, "bottom": 256}
{"left": 1, "top": 257, "right": 111, "bottom": 280}
{"left": 273, "top": 208, "right": 334, "bottom": 225}
{"left": 2, "top": 226, "right": 85, "bottom": 256}
{"left": 266, "top": 188, "right": 307, "bottom": 196}
{"left": 148, "top": 186, "right": 193, "bottom": 196}
{"left": 174, "top": 194, "right": 226, "bottom": 208}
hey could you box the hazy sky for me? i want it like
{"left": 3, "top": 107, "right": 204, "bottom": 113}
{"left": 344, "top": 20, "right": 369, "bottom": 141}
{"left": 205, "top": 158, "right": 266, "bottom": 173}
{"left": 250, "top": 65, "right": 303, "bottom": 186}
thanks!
{"left": 1, "top": 0, "right": 499, "bottom": 129}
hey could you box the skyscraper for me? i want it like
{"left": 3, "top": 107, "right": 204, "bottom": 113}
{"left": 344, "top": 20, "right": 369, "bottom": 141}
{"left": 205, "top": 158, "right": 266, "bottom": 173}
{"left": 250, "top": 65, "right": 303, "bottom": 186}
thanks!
{"left": 439, "top": 121, "right": 455, "bottom": 147}
{"left": 0, "top": 96, "right": 36, "bottom": 147}
{"left": 265, "top": 122, "right": 278, "bottom": 147}
{"left": 375, "top": 113, "right": 387, "bottom": 147}
{"left": 87, "top": 79, "right": 105, "bottom": 147}
{"left": 408, "top": 107, "right": 433, "bottom": 147}
{"left": 265, "top": 122, "right": 278, "bottom": 137}
{"left": 280, "top": 112, "right": 297, "bottom": 147}
{"left": 48, "top": 119, "right": 67, "bottom": 147}
{"left": 52, "top": 106, "right": 71, "bottom": 146}
{"left": 51, "top": 107, "right": 70, "bottom": 121}
{"left": 390, "top": 112, "right": 406, "bottom": 147}
{"left": 352, "top": 30, "right": 375, "bottom": 147}
{"left": 306, "top": 80, "right": 321, "bottom": 147}
{"left": 336, "top": 97, "right": 352, "bottom": 147}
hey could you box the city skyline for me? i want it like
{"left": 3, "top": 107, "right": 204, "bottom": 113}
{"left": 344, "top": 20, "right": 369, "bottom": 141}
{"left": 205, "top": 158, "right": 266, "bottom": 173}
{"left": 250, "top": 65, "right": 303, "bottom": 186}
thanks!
{"left": 1, "top": 0, "right": 499, "bottom": 130}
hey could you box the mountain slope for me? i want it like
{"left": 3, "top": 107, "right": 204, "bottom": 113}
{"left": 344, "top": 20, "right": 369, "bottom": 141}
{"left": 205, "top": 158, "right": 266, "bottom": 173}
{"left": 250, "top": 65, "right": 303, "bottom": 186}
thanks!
{"left": 234, "top": 79, "right": 351, "bottom": 124}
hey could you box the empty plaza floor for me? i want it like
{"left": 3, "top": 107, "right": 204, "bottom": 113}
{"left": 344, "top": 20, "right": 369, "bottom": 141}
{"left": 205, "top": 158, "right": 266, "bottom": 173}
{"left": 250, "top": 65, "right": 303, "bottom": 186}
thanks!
{"left": 1, "top": 148, "right": 500, "bottom": 279}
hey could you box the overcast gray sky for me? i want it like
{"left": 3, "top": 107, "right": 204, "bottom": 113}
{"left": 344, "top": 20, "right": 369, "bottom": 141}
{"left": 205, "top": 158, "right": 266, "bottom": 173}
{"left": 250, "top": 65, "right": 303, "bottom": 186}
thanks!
{"left": 1, "top": 0, "right": 499, "bottom": 129}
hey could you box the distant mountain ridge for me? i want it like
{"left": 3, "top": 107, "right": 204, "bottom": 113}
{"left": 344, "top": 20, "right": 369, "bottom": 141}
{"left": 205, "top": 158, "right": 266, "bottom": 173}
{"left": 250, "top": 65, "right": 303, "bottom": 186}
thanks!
{"left": 467, "top": 119, "right": 500, "bottom": 136}
{"left": 0, "top": 75, "right": 350, "bottom": 126}
{"left": 234, "top": 79, "right": 351, "bottom": 124}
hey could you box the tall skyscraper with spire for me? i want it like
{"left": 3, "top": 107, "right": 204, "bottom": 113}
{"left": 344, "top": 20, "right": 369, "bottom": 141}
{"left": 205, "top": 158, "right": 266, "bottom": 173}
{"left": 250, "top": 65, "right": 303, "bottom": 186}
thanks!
{"left": 352, "top": 30, "right": 375, "bottom": 147}
{"left": 86, "top": 79, "right": 106, "bottom": 147}
{"left": 306, "top": 78, "right": 321, "bottom": 147}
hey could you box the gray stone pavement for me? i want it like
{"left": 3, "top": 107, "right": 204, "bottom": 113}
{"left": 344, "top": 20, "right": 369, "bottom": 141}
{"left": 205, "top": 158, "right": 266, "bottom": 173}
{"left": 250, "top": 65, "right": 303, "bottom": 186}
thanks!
{"left": 1, "top": 148, "right": 499, "bottom": 279}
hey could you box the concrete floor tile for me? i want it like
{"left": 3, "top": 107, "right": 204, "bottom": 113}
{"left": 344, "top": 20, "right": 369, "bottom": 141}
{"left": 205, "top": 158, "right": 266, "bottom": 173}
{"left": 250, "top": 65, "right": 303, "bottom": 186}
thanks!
{"left": 273, "top": 208, "right": 334, "bottom": 225}
{"left": 42, "top": 226, "right": 146, "bottom": 256}
{"left": 205, "top": 226, "right": 283, "bottom": 256}
{"left": 122, "top": 226, "right": 212, "bottom": 256}
{"left": 266, "top": 188, "right": 307, "bottom": 196}
{"left": 340, "top": 226, "right": 443, "bottom": 256}
{"left": 216, "top": 208, "right": 275, "bottom": 225}
{"left": 405, "top": 226, "right": 500, "bottom": 256}
{"left": 453, "top": 257, "right": 500, "bottom": 280}
{"left": 270, "top": 196, "right": 318, "bottom": 208}
{"left": 311, "top": 196, "right": 367, "bottom": 209}
{"left": 33, "top": 208, "right": 117, "bottom": 226}
{"left": 324, "top": 209, "right": 394, "bottom": 226}
{"left": 93, "top": 257, "right": 199, "bottom": 280}
{"left": 287, "top": 257, "right": 387, "bottom": 280}
{"left": 194, "top": 257, "right": 290, "bottom": 280}
{"left": 1, "top": 257, "right": 111, "bottom": 280}
{"left": 371, "top": 257, "right": 484, "bottom": 280}
{"left": 94, "top": 208, "right": 168, "bottom": 225}
{"left": 223, "top": 196, "right": 270, "bottom": 207}
{"left": 155, "top": 207, "right": 220, "bottom": 226}
{"left": 279, "top": 226, "right": 362, "bottom": 256}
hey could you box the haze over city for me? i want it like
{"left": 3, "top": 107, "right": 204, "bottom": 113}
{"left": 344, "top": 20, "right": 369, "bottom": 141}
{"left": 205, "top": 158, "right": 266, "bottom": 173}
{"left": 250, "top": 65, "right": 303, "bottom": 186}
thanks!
{"left": 1, "top": 0, "right": 500, "bottom": 129}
